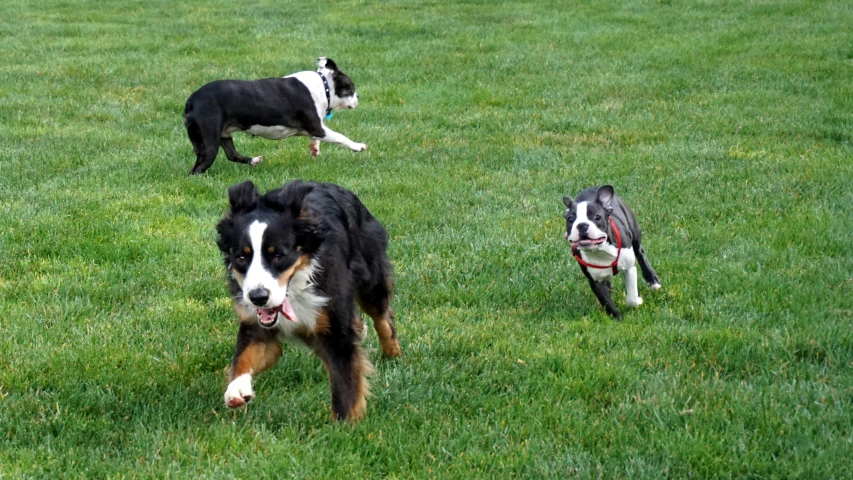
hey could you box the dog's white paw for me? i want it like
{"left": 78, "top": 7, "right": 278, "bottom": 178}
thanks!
{"left": 309, "top": 140, "right": 320, "bottom": 157}
{"left": 626, "top": 297, "right": 643, "bottom": 308}
{"left": 351, "top": 143, "right": 367, "bottom": 152}
{"left": 250, "top": 156, "right": 263, "bottom": 166}
{"left": 224, "top": 374, "right": 254, "bottom": 408}
{"left": 650, "top": 282, "right": 661, "bottom": 290}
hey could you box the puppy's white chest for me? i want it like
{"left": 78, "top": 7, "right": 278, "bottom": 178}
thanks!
{"left": 245, "top": 125, "right": 302, "bottom": 140}
{"left": 579, "top": 246, "right": 636, "bottom": 282}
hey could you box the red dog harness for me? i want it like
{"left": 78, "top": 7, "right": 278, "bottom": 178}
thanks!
{"left": 571, "top": 217, "right": 622, "bottom": 275}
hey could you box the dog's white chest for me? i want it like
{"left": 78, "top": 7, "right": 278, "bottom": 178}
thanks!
{"left": 244, "top": 125, "right": 302, "bottom": 140}
{"left": 579, "top": 245, "right": 636, "bottom": 282}
{"left": 275, "top": 262, "right": 328, "bottom": 339}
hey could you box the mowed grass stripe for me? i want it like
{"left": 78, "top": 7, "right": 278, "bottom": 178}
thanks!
{"left": 1, "top": 0, "right": 852, "bottom": 477}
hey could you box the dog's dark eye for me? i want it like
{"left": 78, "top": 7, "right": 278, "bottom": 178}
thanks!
{"left": 593, "top": 214, "right": 602, "bottom": 221}
{"left": 235, "top": 254, "right": 248, "bottom": 266}
{"left": 272, "top": 253, "right": 284, "bottom": 262}
{"left": 567, "top": 216, "right": 576, "bottom": 223}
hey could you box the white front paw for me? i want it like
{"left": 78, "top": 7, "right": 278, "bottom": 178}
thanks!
{"left": 224, "top": 374, "right": 254, "bottom": 408}
{"left": 350, "top": 143, "right": 367, "bottom": 152}
{"left": 626, "top": 297, "right": 643, "bottom": 307}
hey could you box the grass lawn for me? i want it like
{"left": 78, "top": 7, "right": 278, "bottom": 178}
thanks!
{"left": 1, "top": 0, "right": 852, "bottom": 477}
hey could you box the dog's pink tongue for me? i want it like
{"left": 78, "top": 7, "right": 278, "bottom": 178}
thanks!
{"left": 281, "top": 298, "right": 298, "bottom": 322}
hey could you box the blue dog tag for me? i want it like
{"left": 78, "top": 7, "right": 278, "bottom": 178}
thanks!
{"left": 325, "top": 112, "right": 333, "bottom": 121}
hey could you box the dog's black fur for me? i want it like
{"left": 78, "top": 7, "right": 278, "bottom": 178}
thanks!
{"left": 216, "top": 180, "right": 400, "bottom": 421}
{"left": 184, "top": 58, "right": 359, "bottom": 175}
{"left": 563, "top": 185, "right": 660, "bottom": 319}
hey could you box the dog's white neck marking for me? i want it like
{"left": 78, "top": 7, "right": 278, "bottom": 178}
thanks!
{"left": 287, "top": 71, "right": 330, "bottom": 121}
{"left": 277, "top": 260, "right": 329, "bottom": 340}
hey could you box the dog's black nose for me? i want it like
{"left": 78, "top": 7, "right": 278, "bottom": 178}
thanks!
{"left": 577, "top": 222, "right": 589, "bottom": 234}
{"left": 248, "top": 288, "right": 270, "bottom": 306}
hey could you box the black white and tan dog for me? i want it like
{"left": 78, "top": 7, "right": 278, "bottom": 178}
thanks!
{"left": 184, "top": 57, "right": 366, "bottom": 175}
{"left": 562, "top": 185, "right": 661, "bottom": 319}
{"left": 215, "top": 180, "right": 400, "bottom": 421}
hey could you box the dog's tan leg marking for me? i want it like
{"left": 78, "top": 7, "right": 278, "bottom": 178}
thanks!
{"left": 359, "top": 304, "right": 400, "bottom": 358}
{"left": 315, "top": 342, "right": 372, "bottom": 422}
{"left": 224, "top": 340, "right": 282, "bottom": 408}
{"left": 230, "top": 341, "right": 282, "bottom": 380}
{"left": 337, "top": 350, "right": 371, "bottom": 422}
{"left": 372, "top": 309, "right": 401, "bottom": 358}
{"left": 357, "top": 287, "right": 401, "bottom": 358}
{"left": 346, "top": 351, "right": 372, "bottom": 421}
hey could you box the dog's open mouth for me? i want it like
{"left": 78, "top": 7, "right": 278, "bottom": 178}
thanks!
{"left": 257, "top": 298, "right": 298, "bottom": 327}
{"left": 572, "top": 237, "right": 607, "bottom": 248}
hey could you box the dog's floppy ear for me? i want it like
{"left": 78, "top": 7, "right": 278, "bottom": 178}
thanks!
{"left": 317, "top": 57, "right": 338, "bottom": 71}
{"left": 562, "top": 196, "right": 574, "bottom": 209}
{"left": 264, "top": 180, "right": 326, "bottom": 252}
{"left": 264, "top": 180, "right": 313, "bottom": 214}
{"left": 227, "top": 181, "right": 259, "bottom": 213}
{"left": 294, "top": 207, "right": 328, "bottom": 253}
{"left": 596, "top": 185, "right": 615, "bottom": 213}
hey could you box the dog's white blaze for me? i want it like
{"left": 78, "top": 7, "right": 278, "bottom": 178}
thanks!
{"left": 224, "top": 373, "right": 253, "bottom": 405}
{"left": 568, "top": 202, "right": 608, "bottom": 243}
{"left": 243, "top": 221, "right": 288, "bottom": 308}
{"left": 245, "top": 125, "right": 301, "bottom": 140}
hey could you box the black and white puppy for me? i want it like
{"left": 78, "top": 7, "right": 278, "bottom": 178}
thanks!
{"left": 216, "top": 180, "right": 400, "bottom": 421}
{"left": 562, "top": 185, "right": 661, "bottom": 319}
{"left": 184, "top": 57, "right": 366, "bottom": 175}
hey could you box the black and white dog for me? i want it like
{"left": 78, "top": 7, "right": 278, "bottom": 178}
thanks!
{"left": 216, "top": 180, "right": 400, "bottom": 421}
{"left": 184, "top": 57, "right": 366, "bottom": 175}
{"left": 562, "top": 185, "right": 661, "bottom": 319}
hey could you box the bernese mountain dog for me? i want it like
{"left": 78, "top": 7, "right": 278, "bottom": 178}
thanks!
{"left": 215, "top": 180, "right": 400, "bottom": 421}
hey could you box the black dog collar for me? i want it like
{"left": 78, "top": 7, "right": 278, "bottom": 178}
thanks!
{"left": 316, "top": 71, "right": 333, "bottom": 120}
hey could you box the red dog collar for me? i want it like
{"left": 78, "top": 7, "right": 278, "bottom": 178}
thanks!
{"left": 571, "top": 217, "right": 621, "bottom": 275}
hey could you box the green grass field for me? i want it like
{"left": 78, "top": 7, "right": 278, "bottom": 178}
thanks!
{"left": 2, "top": 0, "right": 852, "bottom": 477}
